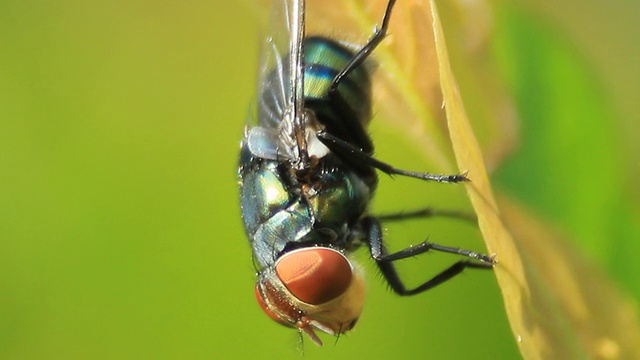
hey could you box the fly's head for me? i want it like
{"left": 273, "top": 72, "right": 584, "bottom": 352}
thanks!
{"left": 254, "top": 247, "right": 365, "bottom": 346}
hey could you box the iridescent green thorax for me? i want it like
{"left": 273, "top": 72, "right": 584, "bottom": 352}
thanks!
{"left": 239, "top": 149, "right": 372, "bottom": 269}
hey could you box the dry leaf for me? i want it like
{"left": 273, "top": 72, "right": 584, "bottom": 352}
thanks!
{"left": 431, "top": 0, "right": 640, "bottom": 358}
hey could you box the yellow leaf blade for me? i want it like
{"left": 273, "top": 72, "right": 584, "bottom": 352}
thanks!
{"left": 431, "top": 1, "right": 640, "bottom": 358}
{"left": 429, "top": 1, "right": 534, "bottom": 358}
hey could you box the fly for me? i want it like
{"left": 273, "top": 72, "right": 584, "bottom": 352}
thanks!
{"left": 238, "top": 0, "right": 496, "bottom": 346}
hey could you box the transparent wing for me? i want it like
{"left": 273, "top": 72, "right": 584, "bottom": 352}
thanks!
{"left": 248, "top": 0, "right": 306, "bottom": 161}
{"left": 255, "top": 0, "right": 292, "bottom": 130}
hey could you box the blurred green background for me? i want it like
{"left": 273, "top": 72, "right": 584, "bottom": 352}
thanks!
{"left": 1, "top": 0, "right": 638, "bottom": 359}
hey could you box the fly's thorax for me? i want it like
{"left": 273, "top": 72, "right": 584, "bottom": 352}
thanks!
{"left": 305, "top": 163, "right": 372, "bottom": 225}
{"left": 239, "top": 154, "right": 315, "bottom": 269}
{"left": 239, "top": 155, "right": 291, "bottom": 238}
{"left": 240, "top": 148, "right": 374, "bottom": 269}
{"left": 255, "top": 247, "right": 365, "bottom": 346}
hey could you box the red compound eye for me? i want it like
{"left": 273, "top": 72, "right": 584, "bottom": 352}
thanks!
{"left": 255, "top": 283, "right": 291, "bottom": 326}
{"left": 275, "top": 248, "right": 352, "bottom": 305}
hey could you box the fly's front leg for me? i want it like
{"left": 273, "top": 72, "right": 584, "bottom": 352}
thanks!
{"left": 360, "top": 217, "right": 495, "bottom": 296}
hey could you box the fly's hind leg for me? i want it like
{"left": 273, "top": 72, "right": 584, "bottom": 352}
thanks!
{"left": 321, "top": 0, "right": 467, "bottom": 183}
{"left": 329, "top": 0, "right": 397, "bottom": 95}
{"left": 322, "top": 0, "right": 398, "bottom": 154}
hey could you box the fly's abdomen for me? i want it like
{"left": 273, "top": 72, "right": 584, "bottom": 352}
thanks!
{"left": 303, "top": 36, "right": 372, "bottom": 145}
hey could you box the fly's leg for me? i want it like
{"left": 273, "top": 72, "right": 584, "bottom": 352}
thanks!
{"left": 360, "top": 216, "right": 495, "bottom": 296}
{"left": 322, "top": 0, "right": 398, "bottom": 154}
{"left": 317, "top": 131, "right": 469, "bottom": 183}
{"left": 377, "top": 207, "right": 477, "bottom": 224}
{"left": 321, "top": 0, "right": 466, "bottom": 183}
{"left": 329, "top": 0, "right": 397, "bottom": 94}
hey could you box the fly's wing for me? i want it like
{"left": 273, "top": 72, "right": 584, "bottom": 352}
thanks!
{"left": 247, "top": 0, "right": 306, "bottom": 162}
{"left": 254, "top": 0, "right": 292, "bottom": 130}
